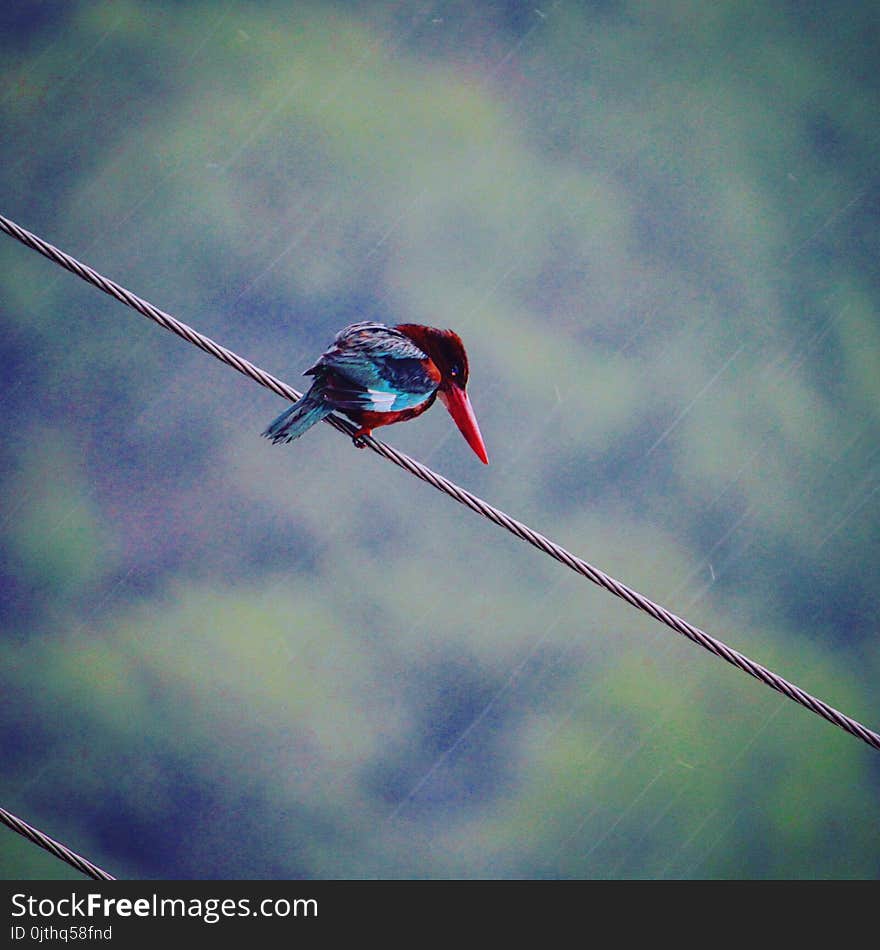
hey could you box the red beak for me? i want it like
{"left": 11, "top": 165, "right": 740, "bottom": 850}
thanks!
{"left": 438, "top": 386, "right": 489, "bottom": 464}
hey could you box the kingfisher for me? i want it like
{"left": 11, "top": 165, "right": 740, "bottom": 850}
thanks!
{"left": 262, "top": 321, "right": 489, "bottom": 464}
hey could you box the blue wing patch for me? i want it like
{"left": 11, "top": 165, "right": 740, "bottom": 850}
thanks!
{"left": 308, "top": 323, "right": 439, "bottom": 414}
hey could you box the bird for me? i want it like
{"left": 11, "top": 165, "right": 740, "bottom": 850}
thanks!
{"left": 262, "top": 321, "right": 489, "bottom": 464}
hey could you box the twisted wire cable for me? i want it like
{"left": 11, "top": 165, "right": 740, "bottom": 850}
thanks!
{"left": 2, "top": 210, "right": 878, "bottom": 761}
{"left": 0, "top": 805, "right": 115, "bottom": 881}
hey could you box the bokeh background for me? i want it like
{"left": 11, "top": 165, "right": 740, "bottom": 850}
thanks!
{"left": 2, "top": 0, "right": 879, "bottom": 880}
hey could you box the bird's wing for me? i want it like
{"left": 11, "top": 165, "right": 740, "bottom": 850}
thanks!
{"left": 312, "top": 322, "right": 429, "bottom": 365}
{"left": 308, "top": 323, "right": 440, "bottom": 413}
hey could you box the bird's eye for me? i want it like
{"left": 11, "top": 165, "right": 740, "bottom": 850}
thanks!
{"left": 449, "top": 364, "right": 460, "bottom": 377}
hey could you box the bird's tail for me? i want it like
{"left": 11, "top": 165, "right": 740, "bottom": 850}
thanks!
{"left": 262, "top": 392, "right": 332, "bottom": 444}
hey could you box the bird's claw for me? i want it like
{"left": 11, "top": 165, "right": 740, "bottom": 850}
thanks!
{"left": 352, "top": 434, "right": 368, "bottom": 449}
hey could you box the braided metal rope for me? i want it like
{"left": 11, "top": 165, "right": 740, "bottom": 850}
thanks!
{"left": 2, "top": 210, "right": 879, "bottom": 763}
{"left": 0, "top": 805, "right": 115, "bottom": 880}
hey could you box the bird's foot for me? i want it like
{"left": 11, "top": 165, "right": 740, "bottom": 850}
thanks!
{"left": 351, "top": 428, "right": 372, "bottom": 449}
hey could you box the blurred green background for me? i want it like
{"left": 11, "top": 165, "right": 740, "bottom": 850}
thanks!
{"left": 1, "top": 0, "right": 878, "bottom": 879}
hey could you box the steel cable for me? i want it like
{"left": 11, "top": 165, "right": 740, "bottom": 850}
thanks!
{"left": 2, "top": 210, "right": 878, "bottom": 763}
{"left": 0, "top": 805, "right": 115, "bottom": 881}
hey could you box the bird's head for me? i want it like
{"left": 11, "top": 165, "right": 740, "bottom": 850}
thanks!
{"left": 396, "top": 324, "right": 489, "bottom": 464}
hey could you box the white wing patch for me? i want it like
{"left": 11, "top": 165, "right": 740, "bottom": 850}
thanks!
{"left": 365, "top": 388, "right": 399, "bottom": 410}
